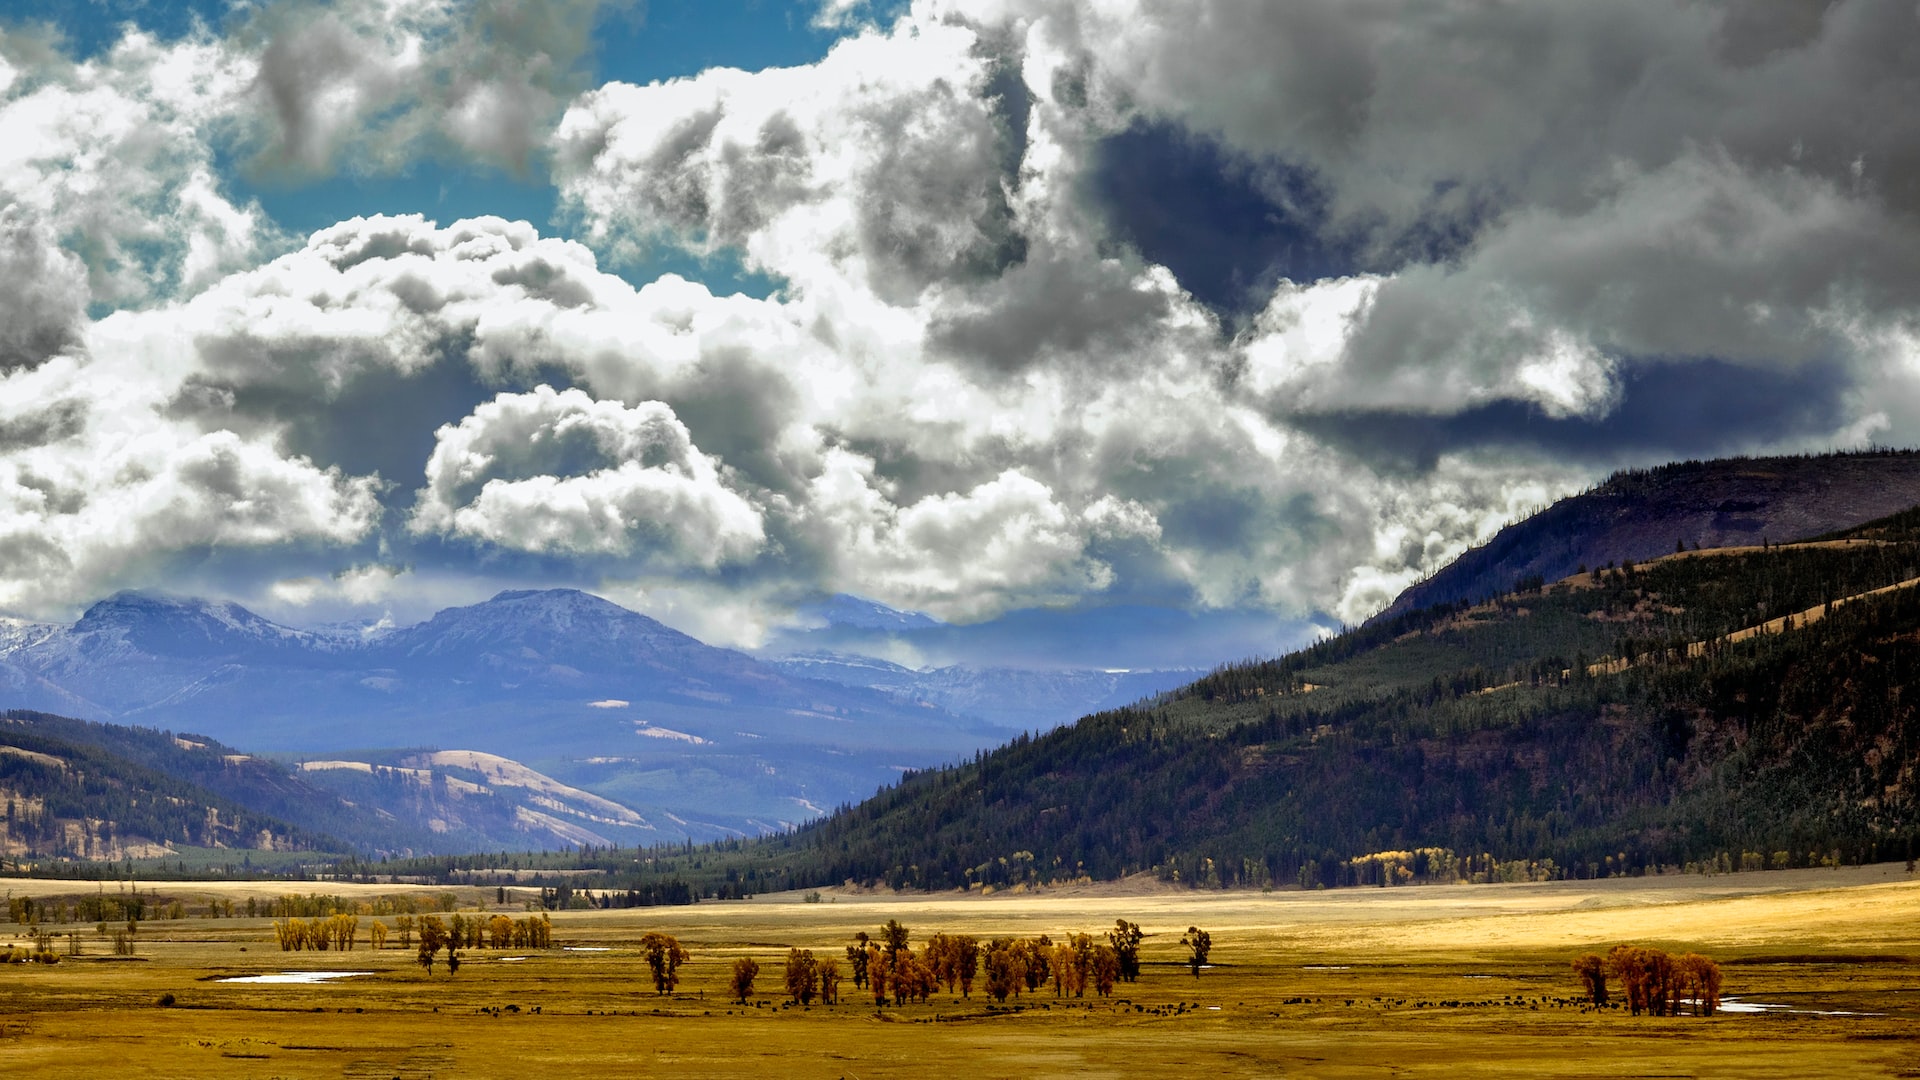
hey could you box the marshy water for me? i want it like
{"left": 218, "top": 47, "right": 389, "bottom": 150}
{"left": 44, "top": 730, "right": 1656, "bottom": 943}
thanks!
{"left": 217, "top": 971, "right": 374, "bottom": 984}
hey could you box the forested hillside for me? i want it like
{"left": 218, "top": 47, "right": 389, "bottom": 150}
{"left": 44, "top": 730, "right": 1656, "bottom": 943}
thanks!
{"left": 0, "top": 711, "right": 338, "bottom": 862}
{"left": 544, "top": 510, "right": 1920, "bottom": 898}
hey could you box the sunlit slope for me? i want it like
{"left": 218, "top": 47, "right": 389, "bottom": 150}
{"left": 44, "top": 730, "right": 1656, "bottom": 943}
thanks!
{"left": 1379, "top": 449, "right": 1920, "bottom": 621}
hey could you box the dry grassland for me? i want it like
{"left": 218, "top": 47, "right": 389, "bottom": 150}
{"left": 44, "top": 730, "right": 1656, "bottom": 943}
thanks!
{"left": 3, "top": 865, "right": 1919, "bottom": 1078}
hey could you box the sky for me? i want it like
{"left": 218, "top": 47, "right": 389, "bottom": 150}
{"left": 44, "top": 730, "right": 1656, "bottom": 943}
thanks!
{"left": 1, "top": 0, "right": 1917, "bottom": 668}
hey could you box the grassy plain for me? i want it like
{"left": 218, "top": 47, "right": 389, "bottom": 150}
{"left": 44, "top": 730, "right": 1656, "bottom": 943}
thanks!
{"left": 3, "top": 865, "right": 1919, "bottom": 1078}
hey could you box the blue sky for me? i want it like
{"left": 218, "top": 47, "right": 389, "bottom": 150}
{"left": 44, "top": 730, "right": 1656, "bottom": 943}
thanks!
{"left": 1, "top": 0, "right": 1915, "bottom": 669}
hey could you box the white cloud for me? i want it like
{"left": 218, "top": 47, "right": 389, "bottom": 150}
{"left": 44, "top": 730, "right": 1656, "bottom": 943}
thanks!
{"left": 12, "top": 0, "right": 1920, "bottom": 651}
{"left": 411, "top": 385, "right": 766, "bottom": 565}
{"left": 0, "top": 27, "right": 268, "bottom": 309}
{"left": 800, "top": 451, "right": 1114, "bottom": 618}
{"left": 551, "top": 16, "right": 1026, "bottom": 302}
{"left": 0, "top": 349, "right": 381, "bottom": 615}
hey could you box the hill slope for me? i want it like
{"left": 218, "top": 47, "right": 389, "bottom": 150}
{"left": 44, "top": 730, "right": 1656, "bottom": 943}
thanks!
{"left": 626, "top": 505, "right": 1920, "bottom": 896}
{"left": 0, "top": 711, "right": 680, "bottom": 859}
{"left": 1380, "top": 450, "right": 1920, "bottom": 621}
{"left": 0, "top": 710, "right": 343, "bottom": 862}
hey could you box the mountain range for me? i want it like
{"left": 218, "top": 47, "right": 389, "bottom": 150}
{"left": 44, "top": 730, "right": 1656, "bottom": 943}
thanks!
{"left": 0, "top": 585, "right": 1202, "bottom": 844}
{"left": 8, "top": 450, "right": 1920, "bottom": 876}
{"left": 0, "top": 588, "right": 1015, "bottom": 835}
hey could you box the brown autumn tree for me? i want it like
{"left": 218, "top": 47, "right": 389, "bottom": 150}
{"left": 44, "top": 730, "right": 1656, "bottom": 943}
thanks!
{"left": 1090, "top": 943, "right": 1120, "bottom": 997}
{"left": 786, "top": 948, "right": 819, "bottom": 1004}
{"left": 640, "top": 931, "right": 690, "bottom": 995}
{"left": 984, "top": 937, "right": 1026, "bottom": 1002}
{"left": 867, "top": 942, "right": 889, "bottom": 1006}
{"left": 817, "top": 957, "right": 842, "bottom": 1004}
{"left": 1018, "top": 935, "right": 1053, "bottom": 994}
{"left": 954, "top": 934, "right": 980, "bottom": 999}
{"left": 924, "top": 932, "right": 958, "bottom": 995}
{"left": 1606, "top": 946, "right": 1676, "bottom": 1016}
{"left": 1570, "top": 953, "right": 1608, "bottom": 1006}
{"left": 1182, "top": 926, "right": 1212, "bottom": 977}
{"left": 1675, "top": 953, "right": 1723, "bottom": 1016}
{"left": 1047, "top": 941, "right": 1077, "bottom": 997}
{"left": 729, "top": 957, "right": 759, "bottom": 1004}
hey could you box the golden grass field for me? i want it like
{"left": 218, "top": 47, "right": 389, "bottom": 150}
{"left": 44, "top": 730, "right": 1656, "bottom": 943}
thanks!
{"left": 3, "top": 864, "right": 1919, "bottom": 1078}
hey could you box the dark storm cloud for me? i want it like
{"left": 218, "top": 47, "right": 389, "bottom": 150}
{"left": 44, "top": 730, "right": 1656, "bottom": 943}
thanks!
{"left": 1040, "top": 0, "right": 1920, "bottom": 470}
{"left": 0, "top": 212, "right": 88, "bottom": 373}
{"left": 1089, "top": 120, "right": 1351, "bottom": 320}
{"left": 0, "top": 400, "right": 86, "bottom": 452}
{"left": 171, "top": 358, "right": 505, "bottom": 494}
{"left": 1291, "top": 359, "right": 1855, "bottom": 476}
{"left": 925, "top": 251, "right": 1177, "bottom": 375}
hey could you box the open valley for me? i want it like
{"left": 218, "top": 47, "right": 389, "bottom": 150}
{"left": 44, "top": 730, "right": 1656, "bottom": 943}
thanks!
{"left": 4, "top": 867, "right": 1918, "bottom": 1078}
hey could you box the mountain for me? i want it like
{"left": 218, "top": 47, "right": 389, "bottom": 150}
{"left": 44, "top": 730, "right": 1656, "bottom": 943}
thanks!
{"left": 769, "top": 651, "right": 1200, "bottom": 732}
{"left": 765, "top": 594, "right": 1206, "bottom": 730}
{"left": 0, "top": 589, "right": 1002, "bottom": 832}
{"left": 800, "top": 595, "right": 945, "bottom": 632}
{"left": 766, "top": 594, "right": 1316, "bottom": 673}
{"left": 621, "top": 492, "right": 1920, "bottom": 895}
{"left": 1380, "top": 450, "right": 1920, "bottom": 621}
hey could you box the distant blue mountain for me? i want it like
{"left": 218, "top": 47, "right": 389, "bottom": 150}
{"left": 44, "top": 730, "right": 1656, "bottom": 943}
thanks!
{"left": 0, "top": 589, "right": 1003, "bottom": 833}
{"left": 768, "top": 651, "right": 1199, "bottom": 732}
{"left": 766, "top": 597, "right": 1322, "bottom": 672}
{"left": 803, "top": 594, "right": 945, "bottom": 632}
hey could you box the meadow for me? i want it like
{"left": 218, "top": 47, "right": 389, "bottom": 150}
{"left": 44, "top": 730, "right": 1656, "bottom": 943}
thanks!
{"left": 2, "top": 865, "right": 1918, "bottom": 1078}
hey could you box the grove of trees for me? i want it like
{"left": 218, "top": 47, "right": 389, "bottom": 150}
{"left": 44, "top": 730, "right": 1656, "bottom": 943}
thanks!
{"left": 1571, "top": 946, "right": 1722, "bottom": 1016}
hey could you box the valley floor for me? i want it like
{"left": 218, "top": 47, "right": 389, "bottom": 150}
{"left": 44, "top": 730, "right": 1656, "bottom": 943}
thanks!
{"left": 3, "top": 866, "right": 1918, "bottom": 1077}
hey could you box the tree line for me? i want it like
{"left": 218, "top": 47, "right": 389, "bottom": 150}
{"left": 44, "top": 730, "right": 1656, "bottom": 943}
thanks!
{"left": 720, "top": 919, "right": 1202, "bottom": 1006}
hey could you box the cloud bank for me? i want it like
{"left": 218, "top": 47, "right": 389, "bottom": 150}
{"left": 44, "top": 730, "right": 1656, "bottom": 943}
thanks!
{"left": 2, "top": 0, "right": 1917, "bottom": 655}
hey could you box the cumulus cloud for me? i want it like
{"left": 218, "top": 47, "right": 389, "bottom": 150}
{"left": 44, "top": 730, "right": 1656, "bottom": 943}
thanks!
{"left": 411, "top": 385, "right": 766, "bottom": 566}
{"left": 0, "top": 26, "right": 268, "bottom": 308}
{"left": 552, "top": 16, "right": 1031, "bottom": 302}
{"left": 0, "top": 348, "right": 381, "bottom": 615}
{"left": 0, "top": 210, "right": 89, "bottom": 373}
